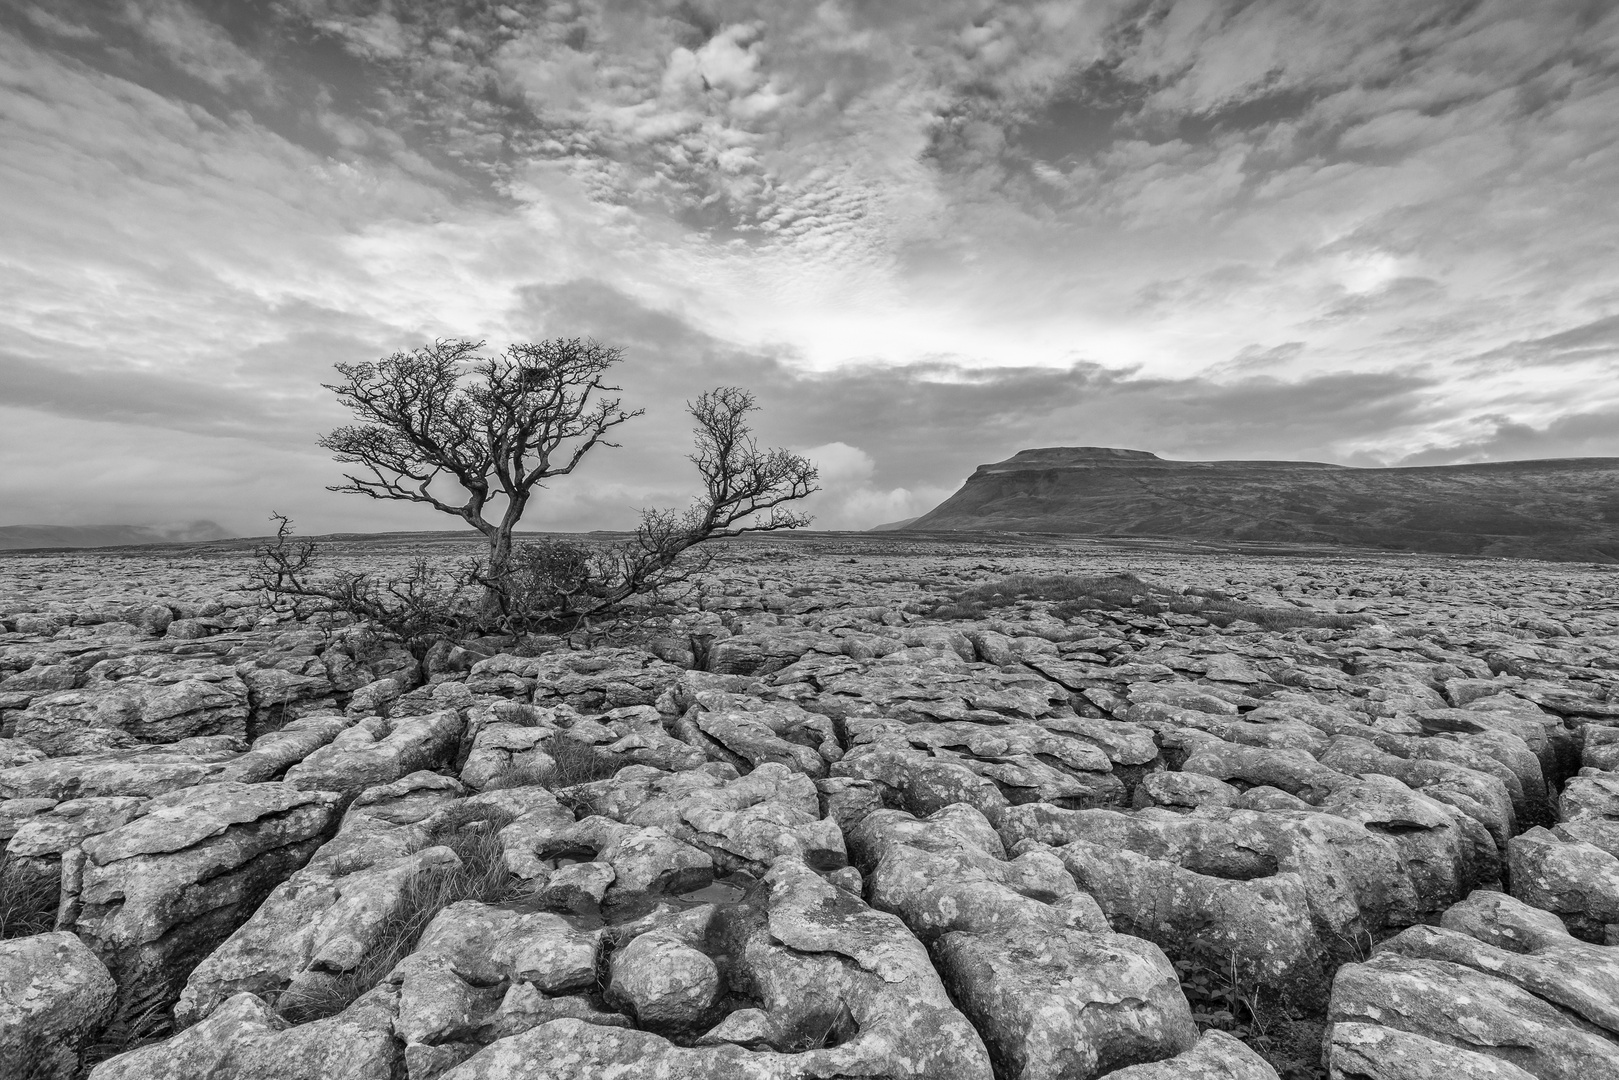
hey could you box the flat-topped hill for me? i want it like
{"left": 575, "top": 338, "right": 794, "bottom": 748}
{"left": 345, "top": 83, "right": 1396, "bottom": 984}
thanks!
{"left": 906, "top": 447, "right": 1619, "bottom": 561}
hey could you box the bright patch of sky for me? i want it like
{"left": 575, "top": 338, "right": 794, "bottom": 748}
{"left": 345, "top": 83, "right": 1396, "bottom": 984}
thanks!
{"left": 3, "top": 0, "right": 1618, "bottom": 533}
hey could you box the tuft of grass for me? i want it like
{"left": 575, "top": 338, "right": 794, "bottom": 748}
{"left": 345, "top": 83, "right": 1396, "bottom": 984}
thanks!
{"left": 544, "top": 736, "right": 623, "bottom": 787}
{"left": 479, "top": 736, "right": 621, "bottom": 797}
{"left": 0, "top": 860, "right": 59, "bottom": 939}
{"left": 921, "top": 572, "right": 1368, "bottom": 633}
{"left": 274, "top": 805, "right": 522, "bottom": 1025}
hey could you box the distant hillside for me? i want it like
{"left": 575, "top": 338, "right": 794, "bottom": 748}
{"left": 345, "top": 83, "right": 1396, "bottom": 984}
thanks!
{"left": 868, "top": 517, "right": 921, "bottom": 532}
{"left": 0, "top": 521, "right": 234, "bottom": 551}
{"left": 905, "top": 447, "right": 1619, "bottom": 562}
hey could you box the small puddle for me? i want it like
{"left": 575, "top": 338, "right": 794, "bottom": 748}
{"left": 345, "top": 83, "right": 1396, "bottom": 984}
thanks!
{"left": 676, "top": 876, "right": 751, "bottom": 906}
{"left": 499, "top": 870, "right": 760, "bottom": 928}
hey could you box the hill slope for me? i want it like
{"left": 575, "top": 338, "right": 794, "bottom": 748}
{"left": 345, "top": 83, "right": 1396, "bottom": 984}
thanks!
{"left": 0, "top": 521, "right": 234, "bottom": 551}
{"left": 905, "top": 447, "right": 1619, "bottom": 561}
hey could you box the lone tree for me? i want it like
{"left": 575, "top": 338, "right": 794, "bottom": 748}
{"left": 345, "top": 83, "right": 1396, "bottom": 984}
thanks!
{"left": 262, "top": 337, "right": 819, "bottom": 641}
{"left": 319, "top": 338, "right": 639, "bottom": 596}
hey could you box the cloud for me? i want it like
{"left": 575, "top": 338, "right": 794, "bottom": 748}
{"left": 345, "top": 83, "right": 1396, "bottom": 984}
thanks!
{"left": 1472, "top": 314, "right": 1619, "bottom": 368}
{"left": 1398, "top": 408, "right": 1619, "bottom": 466}
{"left": 2, "top": 2, "right": 1618, "bottom": 533}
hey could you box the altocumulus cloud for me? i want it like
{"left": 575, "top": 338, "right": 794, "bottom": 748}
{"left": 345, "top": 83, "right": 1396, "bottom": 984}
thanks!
{"left": 1, "top": 1, "right": 1618, "bottom": 532}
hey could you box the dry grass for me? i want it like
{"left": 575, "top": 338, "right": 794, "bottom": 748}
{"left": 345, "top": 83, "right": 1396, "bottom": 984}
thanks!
{"left": 924, "top": 572, "right": 1369, "bottom": 632}
{"left": 481, "top": 735, "right": 620, "bottom": 798}
{"left": 481, "top": 763, "right": 555, "bottom": 792}
{"left": 274, "top": 804, "right": 523, "bottom": 1025}
{"left": 0, "top": 860, "right": 59, "bottom": 939}
{"left": 547, "top": 736, "right": 622, "bottom": 785}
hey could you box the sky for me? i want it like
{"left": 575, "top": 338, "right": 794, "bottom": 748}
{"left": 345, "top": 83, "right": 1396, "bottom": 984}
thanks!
{"left": 2, "top": 0, "right": 1618, "bottom": 535}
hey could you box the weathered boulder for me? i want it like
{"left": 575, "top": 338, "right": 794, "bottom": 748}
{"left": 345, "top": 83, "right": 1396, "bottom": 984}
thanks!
{"left": 1327, "top": 1022, "right": 1537, "bottom": 1079}
{"left": 705, "top": 630, "right": 839, "bottom": 676}
{"left": 0, "top": 736, "right": 246, "bottom": 801}
{"left": 66, "top": 781, "right": 340, "bottom": 1003}
{"left": 1509, "top": 826, "right": 1619, "bottom": 941}
{"left": 1179, "top": 739, "right": 1347, "bottom": 803}
{"left": 810, "top": 663, "right": 1071, "bottom": 726}
{"left": 853, "top": 805, "right": 1196, "bottom": 1079}
{"left": 1377, "top": 923, "right": 1619, "bottom": 1036}
{"left": 1046, "top": 834, "right": 1329, "bottom": 1006}
{"left": 439, "top": 857, "right": 994, "bottom": 1079}
{"left": 175, "top": 772, "right": 471, "bottom": 1025}
{"left": 0, "top": 931, "right": 117, "bottom": 1080}
{"left": 936, "top": 924, "right": 1197, "bottom": 1080}
{"left": 1318, "top": 773, "right": 1501, "bottom": 904}
{"left": 466, "top": 649, "right": 683, "bottom": 711}
{"left": 550, "top": 761, "right": 846, "bottom": 877}
{"left": 532, "top": 817, "right": 713, "bottom": 904}
{"left": 3, "top": 795, "right": 149, "bottom": 909}
{"left": 1561, "top": 770, "right": 1619, "bottom": 825}
{"left": 1101, "top": 1030, "right": 1279, "bottom": 1079}
{"left": 676, "top": 693, "right": 840, "bottom": 777}
{"left": 846, "top": 715, "right": 1124, "bottom": 808}
{"left": 458, "top": 722, "right": 557, "bottom": 791}
{"left": 1327, "top": 951, "right": 1619, "bottom": 1080}
{"left": 1439, "top": 888, "right": 1578, "bottom": 952}
{"left": 1319, "top": 735, "right": 1516, "bottom": 849}
{"left": 0, "top": 736, "right": 48, "bottom": 768}
{"left": 563, "top": 705, "right": 706, "bottom": 773}
{"left": 203, "top": 714, "right": 355, "bottom": 785}
{"left": 833, "top": 742, "right": 1011, "bottom": 820}
{"left": 1133, "top": 770, "right": 1239, "bottom": 810}
{"left": 607, "top": 931, "right": 719, "bottom": 1029}
{"left": 14, "top": 663, "right": 250, "bottom": 755}
{"left": 664, "top": 762, "right": 846, "bottom": 873}
{"left": 997, "top": 801, "right": 1450, "bottom": 950}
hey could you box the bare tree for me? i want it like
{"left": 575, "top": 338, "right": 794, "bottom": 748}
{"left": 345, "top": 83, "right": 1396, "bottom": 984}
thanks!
{"left": 318, "top": 338, "right": 640, "bottom": 606}
{"left": 260, "top": 346, "right": 819, "bottom": 650}
{"left": 494, "top": 386, "right": 821, "bottom": 626}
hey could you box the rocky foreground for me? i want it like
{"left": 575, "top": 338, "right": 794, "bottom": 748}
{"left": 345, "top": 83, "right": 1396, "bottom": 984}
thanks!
{"left": 2, "top": 534, "right": 1618, "bottom": 1080}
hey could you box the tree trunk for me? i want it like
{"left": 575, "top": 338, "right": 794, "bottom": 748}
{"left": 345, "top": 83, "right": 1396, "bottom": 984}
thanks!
{"left": 480, "top": 526, "right": 515, "bottom": 626}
